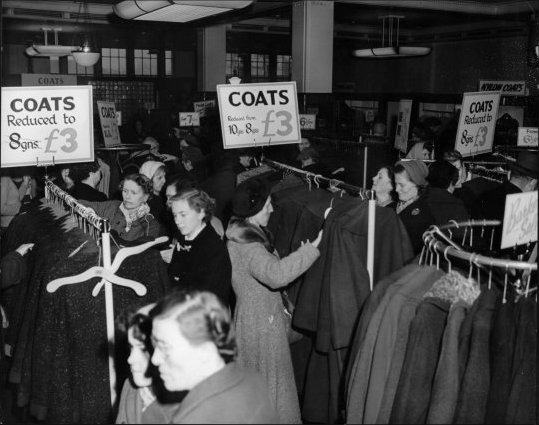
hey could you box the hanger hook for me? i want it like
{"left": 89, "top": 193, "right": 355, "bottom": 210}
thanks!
{"left": 444, "top": 245, "right": 452, "bottom": 273}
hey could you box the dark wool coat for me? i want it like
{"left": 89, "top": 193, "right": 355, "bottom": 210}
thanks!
{"left": 426, "top": 186, "right": 470, "bottom": 225}
{"left": 71, "top": 182, "right": 108, "bottom": 202}
{"left": 168, "top": 224, "right": 232, "bottom": 307}
{"left": 5, "top": 201, "right": 169, "bottom": 424}
{"left": 167, "top": 363, "right": 280, "bottom": 424}
{"left": 293, "top": 200, "right": 414, "bottom": 424}
{"left": 397, "top": 195, "right": 436, "bottom": 256}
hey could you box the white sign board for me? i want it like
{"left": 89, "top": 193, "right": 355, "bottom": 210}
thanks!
{"left": 217, "top": 81, "right": 301, "bottom": 149}
{"left": 1, "top": 85, "right": 94, "bottom": 168}
{"left": 21, "top": 73, "right": 77, "bottom": 86}
{"left": 97, "top": 101, "right": 121, "bottom": 147}
{"left": 299, "top": 114, "right": 316, "bottom": 130}
{"left": 394, "top": 99, "right": 413, "bottom": 153}
{"left": 478, "top": 80, "right": 526, "bottom": 96}
{"left": 179, "top": 112, "right": 200, "bottom": 127}
{"left": 455, "top": 91, "right": 500, "bottom": 158}
{"left": 193, "top": 100, "right": 216, "bottom": 118}
{"left": 517, "top": 127, "right": 538, "bottom": 147}
{"left": 500, "top": 191, "right": 538, "bottom": 249}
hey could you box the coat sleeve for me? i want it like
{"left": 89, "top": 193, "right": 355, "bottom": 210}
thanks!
{"left": 1, "top": 178, "right": 21, "bottom": 216}
{"left": 246, "top": 243, "right": 320, "bottom": 289}
{"left": 0, "top": 250, "right": 25, "bottom": 289}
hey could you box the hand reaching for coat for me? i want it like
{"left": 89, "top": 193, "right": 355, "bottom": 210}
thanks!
{"left": 301, "top": 230, "right": 323, "bottom": 249}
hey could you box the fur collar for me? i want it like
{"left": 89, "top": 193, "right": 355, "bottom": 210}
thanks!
{"left": 226, "top": 218, "right": 273, "bottom": 251}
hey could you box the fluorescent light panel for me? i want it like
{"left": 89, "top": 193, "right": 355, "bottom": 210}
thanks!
{"left": 135, "top": 4, "right": 231, "bottom": 22}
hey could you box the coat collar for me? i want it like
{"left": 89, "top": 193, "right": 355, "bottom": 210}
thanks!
{"left": 170, "top": 362, "right": 243, "bottom": 421}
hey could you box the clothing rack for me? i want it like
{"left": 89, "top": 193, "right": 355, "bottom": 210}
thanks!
{"left": 263, "top": 157, "right": 377, "bottom": 291}
{"left": 421, "top": 220, "right": 537, "bottom": 302}
{"left": 309, "top": 136, "right": 390, "bottom": 187}
{"left": 43, "top": 179, "right": 167, "bottom": 407}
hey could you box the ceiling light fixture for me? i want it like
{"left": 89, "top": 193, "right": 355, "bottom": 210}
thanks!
{"left": 25, "top": 27, "right": 79, "bottom": 58}
{"left": 71, "top": 0, "right": 100, "bottom": 67}
{"left": 113, "top": 0, "right": 254, "bottom": 23}
{"left": 352, "top": 15, "right": 431, "bottom": 59}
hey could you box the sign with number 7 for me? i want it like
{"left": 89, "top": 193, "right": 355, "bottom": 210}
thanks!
{"left": 1, "top": 85, "right": 94, "bottom": 168}
{"left": 179, "top": 112, "right": 200, "bottom": 127}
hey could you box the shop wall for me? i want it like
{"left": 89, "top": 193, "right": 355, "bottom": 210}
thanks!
{"left": 334, "top": 35, "right": 537, "bottom": 95}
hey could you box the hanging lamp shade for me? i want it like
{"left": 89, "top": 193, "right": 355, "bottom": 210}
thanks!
{"left": 352, "top": 15, "right": 431, "bottom": 59}
{"left": 72, "top": 43, "right": 100, "bottom": 67}
{"left": 71, "top": 1, "right": 100, "bottom": 67}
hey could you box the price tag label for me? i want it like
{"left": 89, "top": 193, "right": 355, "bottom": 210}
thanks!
{"left": 116, "top": 111, "right": 122, "bottom": 126}
{"left": 1, "top": 85, "right": 94, "bottom": 168}
{"left": 454, "top": 91, "right": 500, "bottom": 158}
{"left": 179, "top": 112, "right": 200, "bottom": 127}
{"left": 501, "top": 191, "right": 538, "bottom": 249}
{"left": 97, "top": 101, "right": 121, "bottom": 147}
{"left": 217, "top": 81, "right": 301, "bottom": 149}
{"left": 517, "top": 127, "right": 538, "bottom": 147}
{"left": 299, "top": 114, "right": 316, "bottom": 130}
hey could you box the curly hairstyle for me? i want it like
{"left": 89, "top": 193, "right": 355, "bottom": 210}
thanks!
{"left": 119, "top": 173, "right": 153, "bottom": 195}
{"left": 169, "top": 189, "right": 216, "bottom": 224}
{"left": 115, "top": 306, "right": 154, "bottom": 353}
{"left": 150, "top": 290, "right": 236, "bottom": 363}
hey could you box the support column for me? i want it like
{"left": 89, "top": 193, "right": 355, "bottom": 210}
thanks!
{"left": 291, "top": 0, "right": 334, "bottom": 93}
{"left": 197, "top": 25, "right": 227, "bottom": 92}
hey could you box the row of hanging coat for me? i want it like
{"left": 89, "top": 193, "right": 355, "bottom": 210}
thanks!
{"left": 345, "top": 219, "right": 536, "bottom": 425}
{"left": 263, "top": 158, "right": 415, "bottom": 424}
{"left": 2, "top": 179, "right": 170, "bottom": 424}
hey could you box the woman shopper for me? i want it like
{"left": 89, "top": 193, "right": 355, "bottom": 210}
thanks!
{"left": 167, "top": 189, "right": 232, "bottom": 308}
{"left": 81, "top": 173, "right": 162, "bottom": 245}
{"left": 225, "top": 177, "right": 322, "bottom": 424}
{"left": 139, "top": 160, "right": 167, "bottom": 220}
{"left": 394, "top": 160, "right": 436, "bottom": 255}
{"left": 115, "top": 303, "right": 179, "bottom": 424}
{"left": 150, "top": 290, "right": 279, "bottom": 424}
{"left": 371, "top": 165, "right": 397, "bottom": 208}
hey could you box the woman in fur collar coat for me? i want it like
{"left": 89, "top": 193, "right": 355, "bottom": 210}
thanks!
{"left": 226, "top": 177, "right": 322, "bottom": 424}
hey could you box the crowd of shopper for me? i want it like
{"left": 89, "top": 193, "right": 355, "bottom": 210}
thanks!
{"left": 1, "top": 111, "right": 536, "bottom": 424}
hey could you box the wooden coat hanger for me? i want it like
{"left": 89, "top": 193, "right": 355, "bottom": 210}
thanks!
{"left": 46, "top": 236, "right": 168, "bottom": 296}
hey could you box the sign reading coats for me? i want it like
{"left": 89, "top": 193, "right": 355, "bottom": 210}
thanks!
{"left": 216, "top": 81, "right": 301, "bottom": 149}
{"left": 454, "top": 91, "right": 500, "bottom": 158}
{"left": 1, "top": 85, "right": 94, "bottom": 168}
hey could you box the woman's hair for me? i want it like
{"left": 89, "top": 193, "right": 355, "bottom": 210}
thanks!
{"left": 116, "top": 307, "right": 154, "bottom": 353}
{"left": 119, "top": 173, "right": 153, "bottom": 195}
{"left": 150, "top": 290, "right": 236, "bottom": 363}
{"left": 166, "top": 174, "right": 199, "bottom": 195}
{"left": 442, "top": 150, "right": 463, "bottom": 163}
{"left": 378, "top": 165, "right": 398, "bottom": 202}
{"left": 169, "top": 189, "right": 215, "bottom": 224}
{"left": 69, "top": 161, "right": 101, "bottom": 183}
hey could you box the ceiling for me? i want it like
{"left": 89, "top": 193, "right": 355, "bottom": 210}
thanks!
{"left": 2, "top": 0, "right": 537, "bottom": 46}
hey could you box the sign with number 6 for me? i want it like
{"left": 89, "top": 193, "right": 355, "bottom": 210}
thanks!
{"left": 1, "top": 85, "right": 94, "bottom": 168}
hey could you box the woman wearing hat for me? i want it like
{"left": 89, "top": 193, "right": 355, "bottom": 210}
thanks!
{"left": 225, "top": 177, "right": 322, "bottom": 424}
{"left": 139, "top": 160, "right": 167, "bottom": 220}
{"left": 394, "top": 160, "right": 436, "bottom": 255}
